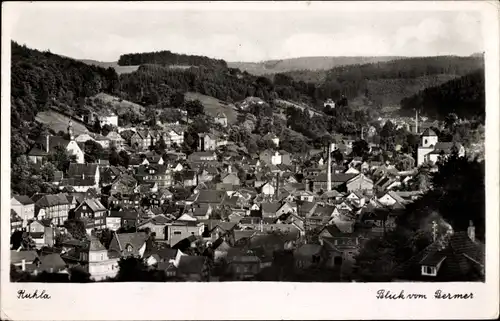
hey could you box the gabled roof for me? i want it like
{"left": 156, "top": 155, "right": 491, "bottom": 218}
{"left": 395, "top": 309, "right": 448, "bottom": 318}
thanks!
{"left": 68, "top": 163, "right": 98, "bottom": 178}
{"left": 75, "top": 198, "right": 106, "bottom": 212}
{"left": 114, "top": 232, "right": 148, "bottom": 253}
{"left": 177, "top": 255, "right": 206, "bottom": 275}
{"left": 35, "top": 194, "right": 71, "bottom": 208}
{"left": 11, "top": 250, "right": 39, "bottom": 263}
{"left": 12, "top": 195, "right": 35, "bottom": 205}
{"left": 89, "top": 236, "right": 106, "bottom": 252}
{"left": 261, "top": 202, "right": 281, "bottom": 214}
{"left": 195, "top": 190, "right": 226, "bottom": 204}
{"left": 421, "top": 128, "right": 437, "bottom": 137}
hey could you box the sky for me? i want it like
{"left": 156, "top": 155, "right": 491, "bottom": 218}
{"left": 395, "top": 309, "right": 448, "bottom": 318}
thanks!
{"left": 7, "top": 2, "right": 484, "bottom": 63}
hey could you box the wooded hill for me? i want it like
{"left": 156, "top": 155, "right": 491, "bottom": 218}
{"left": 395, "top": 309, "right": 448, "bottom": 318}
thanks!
{"left": 117, "top": 50, "right": 227, "bottom": 69}
{"left": 400, "top": 70, "right": 485, "bottom": 121}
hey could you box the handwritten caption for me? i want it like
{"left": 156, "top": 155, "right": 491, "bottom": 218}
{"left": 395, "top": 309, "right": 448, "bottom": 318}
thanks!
{"left": 376, "top": 289, "right": 474, "bottom": 300}
{"left": 17, "top": 290, "right": 51, "bottom": 299}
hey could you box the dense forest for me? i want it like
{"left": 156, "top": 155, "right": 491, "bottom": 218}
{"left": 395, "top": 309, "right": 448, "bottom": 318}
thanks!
{"left": 117, "top": 50, "right": 227, "bottom": 69}
{"left": 11, "top": 41, "right": 119, "bottom": 160}
{"left": 400, "top": 70, "right": 485, "bottom": 120}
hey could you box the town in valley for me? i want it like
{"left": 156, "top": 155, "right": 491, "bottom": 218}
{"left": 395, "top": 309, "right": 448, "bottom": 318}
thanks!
{"left": 9, "top": 10, "right": 486, "bottom": 283}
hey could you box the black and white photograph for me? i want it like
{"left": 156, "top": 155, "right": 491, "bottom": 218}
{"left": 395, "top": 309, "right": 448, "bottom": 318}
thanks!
{"left": 2, "top": 1, "right": 499, "bottom": 320}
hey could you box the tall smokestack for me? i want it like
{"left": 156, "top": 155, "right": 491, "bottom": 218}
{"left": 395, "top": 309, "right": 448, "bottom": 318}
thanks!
{"left": 415, "top": 109, "right": 419, "bottom": 134}
{"left": 275, "top": 172, "right": 280, "bottom": 200}
{"left": 327, "top": 144, "right": 332, "bottom": 191}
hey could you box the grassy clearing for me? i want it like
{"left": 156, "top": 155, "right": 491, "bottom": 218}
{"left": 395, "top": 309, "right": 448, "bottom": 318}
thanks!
{"left": 36, "top": 110, "right": 89, "bottom": 135}
{"left": 185, "top": 92, "right": 239, "bottom": 125}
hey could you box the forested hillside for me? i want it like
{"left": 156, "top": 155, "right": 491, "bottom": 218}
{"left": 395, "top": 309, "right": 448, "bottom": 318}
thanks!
{"left": 400, "top": 70, "right": 485, "bottom": 120}
{"left": 118, "top": 50, "right": 227, "bottom": 69}
{"left": 228, "top": 56, "right": 403, "bottom": 76}
{"left": 11, "top": 41, "right": 119, "bottom": 160}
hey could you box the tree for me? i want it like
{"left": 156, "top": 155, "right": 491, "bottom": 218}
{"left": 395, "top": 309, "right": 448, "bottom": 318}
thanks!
{"left": 170, "top": 91, "right": 185, "bottom": 109}
{"left": 118, "top": 150, "right": 130, "bottom": 167}
{"left": 185, "top": 99, "right": 205, "bottom": 118}
{"left": 64, "top": 219, "right": 88, "bottom": 241}
{"left": 93, "top": 120, "right": 102, "bottom": 134}
{"left": 213, "top": 205, "right": 231, "bottom": 221}
{"left": 84, "top": 140, "right": 105, "bottom": 163}
{"left": 48, "top": 146, "right": 76, "bottom": 172}
{"left": 352, "top": 139, "right": 369, "bottom": 158}
{"left": 380, "top": 121, "right": 396, "bottom": 151}
{"left": 154, "top": 138, "right": 168, "bottom": 154}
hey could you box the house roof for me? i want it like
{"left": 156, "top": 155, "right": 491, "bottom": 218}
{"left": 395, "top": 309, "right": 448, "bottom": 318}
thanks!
{"left": 35, "top": 194, "right": 70, "bottom": 208}
{"left": 177, "top": 255, "right": 206, "bottom": 275}
{"left": 394, "top": 232, "right": 485, "bottom": 281}
{"left": 261, "top": 202, "right": 281, "bottom": 214}
{"left": 68, "top": 163, "right": 98, "bottom": 178}
{"left": 89, "top": 236, "right": 106, "bottom": 252}
{"left": 294, "top": 244, "right": 322, "bottom": 257}
{"left": 13, "top": 195, "right": 34, "bottom": 205}
{"left": 38, "top": 253, "right": 66, "bottom": 272}
{"left": 76, "top": 198, "right": 106, "bottom": 212}
{"left": 195, "top": 190, "right": 226, "bottom": 204}
{"left": 11, "top": 250, "right": 39, "bottom": 263}
{"left": 115, "top": 232, "right": 148, "bottom": 253}
{"left": 422, "top": 128, "right": 437, "bottom": 137}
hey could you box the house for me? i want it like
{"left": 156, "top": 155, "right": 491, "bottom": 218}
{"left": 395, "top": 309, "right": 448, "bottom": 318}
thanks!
{"left": 394, "top": 227, "right": 484, "bottom": 281}
{"left": 261, "top": 202, "right": 281, "bottom": 218}
{"left": 226, "top": 248, "right": 261, "bottom": 280}
{"left": 109, "top": 174, "right": 137, "bottom": 196}
{"left": 259, "top": 149, "right": 282, "bottom": 165}
{"left": 137, "top": 214, "right": 171, "bottom": 240}
{"left": 106, "top": 131, "right": 126, "bottom": 150}
{"left": 136, "top": 164, "right": 173, "bottom": 188}
{"left": 294, "top": 190, "right": 315, "bottom": 203}
{"left": 28, "top": 219, "right": 55, "bottom": 248}
{"left": 96, "top": 110, "right": 119, "bottom": 127}
{"left": 130, "top": 130, "right": 152, "bottom": 150}
{"left": 28, "top": 132, "right": 84, "bottom": 164}
{"left": 378, "top": 191, "right": 406, "bottom": 207}
{"left": 176, "top": 255, "right": 210, "bottom": 281}
{"left": 11, "top": 195, "right": 35, "bottom": 223}
{"left": 87, "top": 236, "right": 119, "bottom": 281}
{"left": 221, "top": 172, "right": 240, "bottom": 186}
{"left": 346, "top": 191, "right": 366, "bottom": 207}
{"left": 72, "top": 198, "right": 108, "bottom": 231}
{"left": 211, "top": 238, "right": 232, "bottom": 262}
{"left": 276, "top": 202, "right": 296, "bottom": 217}
{"left": 166, "top": 221, "right": 204, "bottom": 247}
{"left": 165, "top": 128, "right": 185, "bottom": 146}
{"left": 108, "top": 232, "right": 148, "bottom": 258}
{"left": 263, "top": 132, "right": 280, "bottom": 147}
{"left": 260, "top": 182, "right": 276, "bottom": 196}
{"left": 36, "top": 253, "right": 68, "bottom": 274}
{"left": 67, "top": 163, "right": 100, "bottom": 186}
{"left": 294, "top": 244, "right": 327, "bottom": 269}
{"left": 345, "top": 174, "right": 374, "bottom": 193}
{"left": 11, "top": 210, "right": 24, "bottom": 233}
{"left": 417, "top": 129, "right": 466, "bottom": 166}
{"left": 198, "top": 133, "right": 217, "bottom": 151}
{"left": 214, "top": 112, "right": 228, "bottom": 127}
{"left": 192, "top": 190, "right": 227, "bottom": 207}
{"left": 107, "top": 210, "right": 139, "bottom": 231}
{"left": 11, "top": 250, "right": 39, "bottom": 273}
{"left": 188, "top": 151, "right": 217, "bottom": 163}
{"left": 33, "top": 194, "right": 71, "bottom": 226}
{"left": 318, "top": 225, "right": 362, "bottom": 263}
{"left": 190, "top": 203, "right": 213, "bottom": 220}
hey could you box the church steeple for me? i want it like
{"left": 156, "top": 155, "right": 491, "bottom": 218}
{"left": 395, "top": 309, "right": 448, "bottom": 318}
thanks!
{"left": 67, "top": 120, "right": 74, "bottom": 141}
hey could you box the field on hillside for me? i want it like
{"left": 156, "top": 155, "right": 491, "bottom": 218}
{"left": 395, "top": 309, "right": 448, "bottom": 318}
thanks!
{"left": 91, "top": 93, "right": 145, "bottom": 116}
{"left": 80, "top": 60, "right": 140, "bottom": 75}
{"left": 36, "top": 110, "right": 89, "bottom": 136}
{"left": 185, "top": 92, "right": 238, "bottom": 124}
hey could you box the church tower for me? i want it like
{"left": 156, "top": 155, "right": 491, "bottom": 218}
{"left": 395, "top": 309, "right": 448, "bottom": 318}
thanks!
{"left": 417, "top": 128, "right": 439, "bottom": 166}
{"left": 67, "top": 120, "right": 75, "bottom": 141}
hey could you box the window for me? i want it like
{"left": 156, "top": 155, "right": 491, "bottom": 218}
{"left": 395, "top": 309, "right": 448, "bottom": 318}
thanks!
{"left": 424, "top": 139, "right": 428, "bottom": 145}
{"left": 83, "top": 205, "right": 87, "bottom": 210}
{"left": 421, "top": 265, "right": 437, "bottom": 276}
{"left": 126, "top": 244, "right": 133, "bottom": 252}
{"left": 173, "top": 231, "right": 182, "bottom": 235}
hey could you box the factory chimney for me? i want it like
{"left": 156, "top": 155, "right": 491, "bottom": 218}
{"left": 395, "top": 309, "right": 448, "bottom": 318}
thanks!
{"left": 275, "top": 172, "right": 280, "bottom": 200}
{"left": 327, "top": 143, "right": 332, "bottom": 191}
{"left": 415, "top": 109, "right": 419, "bottom": 134}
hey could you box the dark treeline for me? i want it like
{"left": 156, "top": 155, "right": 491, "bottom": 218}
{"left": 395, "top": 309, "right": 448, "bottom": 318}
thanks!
{"left": 118, "top": 50, "right": 227, "bottom": 69}
{"left": 11, "top": 41, "right": 119, "bottom": 160}
{"left": 400, "top": 70, "right": 485, "bottom": 121}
